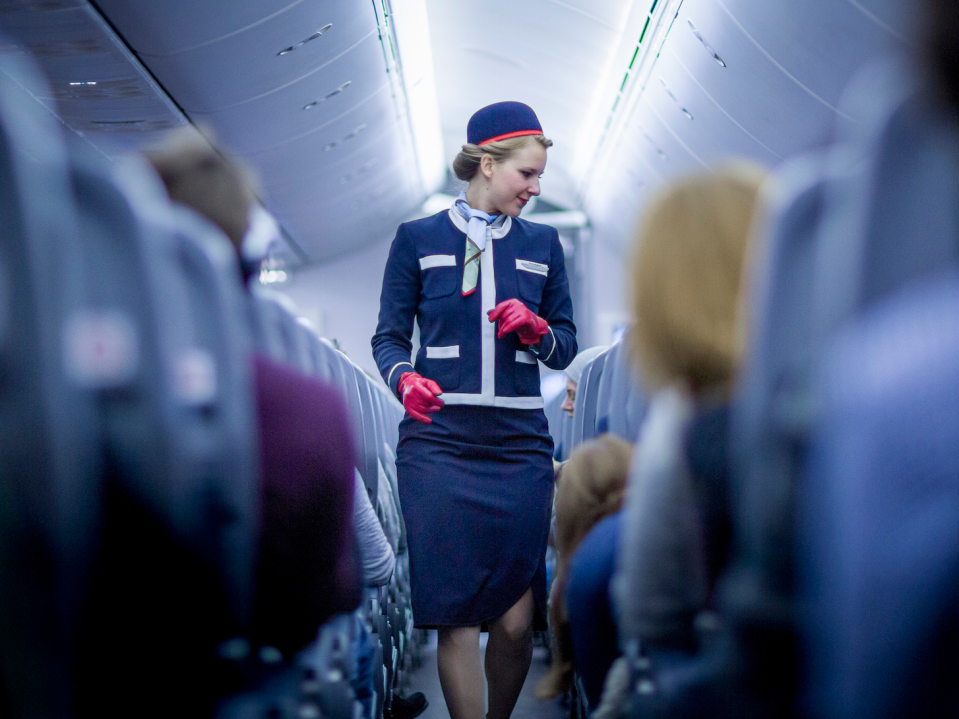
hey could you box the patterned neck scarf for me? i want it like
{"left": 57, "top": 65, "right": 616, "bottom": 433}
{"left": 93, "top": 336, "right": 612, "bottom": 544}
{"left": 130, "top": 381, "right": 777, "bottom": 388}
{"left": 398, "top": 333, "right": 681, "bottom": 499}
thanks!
{"left": 452, "top": 191, "right": 508, "bottom": 296}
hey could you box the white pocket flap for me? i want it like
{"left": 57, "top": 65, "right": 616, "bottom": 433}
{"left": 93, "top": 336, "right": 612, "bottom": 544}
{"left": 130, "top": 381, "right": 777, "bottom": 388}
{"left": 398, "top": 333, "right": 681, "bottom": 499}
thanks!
{"left": 515, "top": 350, "right": 537, "bottom": 365}
{"left": 426, "top": 345, "right": 460, "bottom": 359}
{"left": 419, "top": 254, "right": 457, "bottom": 270}
{"left": 516, "top": 259, "right": 548, "bottom": 276}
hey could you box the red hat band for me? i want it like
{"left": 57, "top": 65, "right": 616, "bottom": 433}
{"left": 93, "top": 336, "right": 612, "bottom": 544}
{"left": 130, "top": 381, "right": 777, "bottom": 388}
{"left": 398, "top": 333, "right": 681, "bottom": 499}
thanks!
{"left": 477, "top": 129, "right": 543, "bottom": 146}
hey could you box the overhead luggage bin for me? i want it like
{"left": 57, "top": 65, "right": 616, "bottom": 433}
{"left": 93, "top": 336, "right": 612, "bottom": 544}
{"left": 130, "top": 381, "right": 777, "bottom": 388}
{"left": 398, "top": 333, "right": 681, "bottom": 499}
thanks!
{"left": 96, "top": 0, "right": 377, "bottom": 113}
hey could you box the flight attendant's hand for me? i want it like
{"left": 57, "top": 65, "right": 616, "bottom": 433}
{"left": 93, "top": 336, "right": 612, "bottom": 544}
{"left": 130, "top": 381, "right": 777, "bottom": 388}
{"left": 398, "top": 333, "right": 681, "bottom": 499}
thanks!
{"left": 398, "top": 372, "right": 444, "bottom": 423}
{"left": 488, "top": 299, "right": 548, "bottom": 345}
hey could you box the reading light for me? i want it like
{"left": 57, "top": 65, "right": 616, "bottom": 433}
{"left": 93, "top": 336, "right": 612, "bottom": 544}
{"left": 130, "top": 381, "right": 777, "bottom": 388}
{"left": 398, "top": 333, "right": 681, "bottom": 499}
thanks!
{"left": 278, "top": 24, "right": 333, "bottom": 56}
{"left": 303, "top": 81, "right": 352, "bottom": 109}
{"left": 688, "top": 19, "right": 726, "bottom": 67}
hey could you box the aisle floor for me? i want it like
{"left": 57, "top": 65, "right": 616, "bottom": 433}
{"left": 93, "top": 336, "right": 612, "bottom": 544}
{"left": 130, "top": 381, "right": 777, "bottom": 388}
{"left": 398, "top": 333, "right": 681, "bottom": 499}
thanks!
{"left": 403, "top": 632, "right": 567, "bottom": 719}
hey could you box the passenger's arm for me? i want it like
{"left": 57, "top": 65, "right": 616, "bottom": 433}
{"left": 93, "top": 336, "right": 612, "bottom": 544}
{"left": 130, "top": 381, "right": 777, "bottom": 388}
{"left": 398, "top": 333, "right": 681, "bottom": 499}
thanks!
{"left": 352, "top": 471, "right": 395, "bottom": 587}
{"left": 371, "top": 224, "right": 420, "bottom": 397}
{"left": 531, "top": 230, "right": 577, "bottom": 370}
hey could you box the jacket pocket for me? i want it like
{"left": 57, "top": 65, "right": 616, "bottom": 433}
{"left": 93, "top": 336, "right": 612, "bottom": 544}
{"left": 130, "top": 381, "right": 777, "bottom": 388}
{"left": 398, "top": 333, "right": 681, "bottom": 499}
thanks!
{"left": 420, "top": 255, "right": 458, "bottom": 299}
{"left": 418, "top": 346, "right": 460, "bottom": 391}
{"left": 516, "top": 259, "right": 548, "bottom": 310}
{"left": 513, "top": 349, "right": 541, "bottom": 395}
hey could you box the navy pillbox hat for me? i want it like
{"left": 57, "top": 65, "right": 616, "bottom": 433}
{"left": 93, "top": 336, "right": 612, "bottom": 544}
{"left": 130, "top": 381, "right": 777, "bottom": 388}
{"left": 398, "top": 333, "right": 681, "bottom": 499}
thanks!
{"left": 467, "top": 101, "right": 543, "bottom": 146}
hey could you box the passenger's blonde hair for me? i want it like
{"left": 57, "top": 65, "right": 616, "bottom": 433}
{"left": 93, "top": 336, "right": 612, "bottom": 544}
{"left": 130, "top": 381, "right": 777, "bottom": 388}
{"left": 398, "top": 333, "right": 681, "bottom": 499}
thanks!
{"left": 628, "top": 164, "right": 765, "bottom": 393}
{"left": 452, "top": 134, "right": 553, "bottom": 182}
{"left": 537, "top": 433, "right": 633, "bottom": 700}
{"left": 146, "top": 129, "right": 258, "bottom": 250}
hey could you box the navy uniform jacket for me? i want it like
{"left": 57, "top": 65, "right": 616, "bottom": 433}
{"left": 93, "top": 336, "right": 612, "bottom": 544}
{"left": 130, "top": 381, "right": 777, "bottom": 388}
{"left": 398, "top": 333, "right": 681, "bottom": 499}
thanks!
{"left": 372, "top": 207, "right": 577, "bottom": 409}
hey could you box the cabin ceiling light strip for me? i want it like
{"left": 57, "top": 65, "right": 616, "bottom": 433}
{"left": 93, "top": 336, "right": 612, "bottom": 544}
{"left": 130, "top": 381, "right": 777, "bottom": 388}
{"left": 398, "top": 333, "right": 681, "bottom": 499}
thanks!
{"left": 381, "top": 0, "right": 445, "bottom": 196}
{"left": 577, "top": 0, "right": 683, "bottom": 201}
{"left": 278, "top": 24, "right": 333, "bottom": 56}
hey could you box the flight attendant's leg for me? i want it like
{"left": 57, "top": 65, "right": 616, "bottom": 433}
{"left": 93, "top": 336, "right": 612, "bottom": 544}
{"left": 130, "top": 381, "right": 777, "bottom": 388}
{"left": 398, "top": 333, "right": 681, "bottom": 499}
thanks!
{"left": 437, "top": 625, "right": 484, "bottom": 719}
{"left": 486, "top": 588, "right": 534, "bottom": 719}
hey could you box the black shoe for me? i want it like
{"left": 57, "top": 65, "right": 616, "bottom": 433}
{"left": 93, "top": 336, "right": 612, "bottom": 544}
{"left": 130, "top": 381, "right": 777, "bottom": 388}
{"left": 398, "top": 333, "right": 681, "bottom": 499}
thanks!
{"left": 386, "top": 692, "right": 428, "bottom": 719}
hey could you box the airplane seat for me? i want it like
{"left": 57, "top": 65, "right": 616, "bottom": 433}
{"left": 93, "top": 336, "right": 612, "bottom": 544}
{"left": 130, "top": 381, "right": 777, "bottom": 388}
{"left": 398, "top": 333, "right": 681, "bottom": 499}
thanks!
{"left": 560, "top": 392, "right": 575, "bottom": 462}
{"left": 353, "top": 366, "right": 382, "bottom": 507}
{"left": 316, "top": 339, "right": 369, "bottom": 497}
{"left": 716, "top": 58, "right": 959, "bottom": 717}
{"left": 569, "top": 355, "right": 594, "bottom": 451}
{"left": 282, "top": 311, "right": 315, "bottom": 375}
{"left": 802, "top": 274, "right": 959, "bottom": 719}
{"left": 594, "top": 341, "right": 621, "bottom": 435}
{"left": 0, "top": 53, "right": 103, "bottom": 718}
{"left": 247, "top": 293, "right": 289, "bottom": 363}
{"left": 216, "top": 614, "right": 358, "bottom": 719}
{"left": 579, "top": 349, "right": 609, "bottom": 446}
{"left": 256, "top": 291, "right": 313, "bottom": 373}
{"left": 602, "top": 332, "right": 647, "bottom": 443}
{"left": 544, "top": 381, "right": 567, "bottom": 452}
{"left": 380, "top": 441, "right": 408, "bottom": 553}
{"left": 300, "top": 322, "right": 332, "bottom": 382}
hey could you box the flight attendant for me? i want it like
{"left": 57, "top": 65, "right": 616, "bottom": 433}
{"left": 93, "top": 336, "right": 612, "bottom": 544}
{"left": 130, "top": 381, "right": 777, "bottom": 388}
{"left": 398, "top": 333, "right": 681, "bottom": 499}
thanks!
{"left": 372, "top": 101, "right": 576, "bottom": 719}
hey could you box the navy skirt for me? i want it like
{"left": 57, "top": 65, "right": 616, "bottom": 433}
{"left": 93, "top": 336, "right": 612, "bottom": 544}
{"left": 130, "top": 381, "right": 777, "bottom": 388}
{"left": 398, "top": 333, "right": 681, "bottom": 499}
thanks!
{"left": 395, "top": 404, "right": 554, "bottom": 629}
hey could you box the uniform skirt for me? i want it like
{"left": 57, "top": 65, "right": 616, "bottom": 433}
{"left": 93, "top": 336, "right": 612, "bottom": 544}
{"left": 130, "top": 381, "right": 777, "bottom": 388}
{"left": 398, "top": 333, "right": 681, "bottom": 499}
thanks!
{"left": 395, "top": 404, "right": 554, "bottom": 629}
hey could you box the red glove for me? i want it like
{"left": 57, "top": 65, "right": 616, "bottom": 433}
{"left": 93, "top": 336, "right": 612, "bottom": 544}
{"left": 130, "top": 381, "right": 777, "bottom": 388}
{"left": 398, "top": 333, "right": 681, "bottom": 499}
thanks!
{"left": 488, "top": 299, "right": 548, "bottom": 345}
{"left": 398, "top": 372, "right": 444, "bottom": 423}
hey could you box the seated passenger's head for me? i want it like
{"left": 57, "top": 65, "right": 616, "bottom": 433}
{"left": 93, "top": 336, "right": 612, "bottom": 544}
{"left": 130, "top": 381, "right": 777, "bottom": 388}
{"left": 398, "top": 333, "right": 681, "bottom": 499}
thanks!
{"left": 146, "top": 130, "right": 257, "bottom": 255}
{"left": 453, "top": 101, "right": 553, "bottom": 217}
{"left": 628, "top": 164, "right": 765, "bottom": 397}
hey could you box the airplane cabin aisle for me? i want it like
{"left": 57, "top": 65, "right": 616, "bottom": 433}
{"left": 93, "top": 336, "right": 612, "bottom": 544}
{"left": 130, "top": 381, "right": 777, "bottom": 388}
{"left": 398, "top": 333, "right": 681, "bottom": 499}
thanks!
{"left": 4, "top": 0, "right": 955, "bottom": 718}
{"left": 408, "top": 634, "right": 565, "bottom": 719}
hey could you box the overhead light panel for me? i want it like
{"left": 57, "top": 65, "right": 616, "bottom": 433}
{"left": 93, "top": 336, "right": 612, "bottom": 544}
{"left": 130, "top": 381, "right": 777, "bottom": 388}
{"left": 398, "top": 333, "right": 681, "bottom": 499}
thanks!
{"left": 387, "top": 0, "right": 445, "bottom": 196}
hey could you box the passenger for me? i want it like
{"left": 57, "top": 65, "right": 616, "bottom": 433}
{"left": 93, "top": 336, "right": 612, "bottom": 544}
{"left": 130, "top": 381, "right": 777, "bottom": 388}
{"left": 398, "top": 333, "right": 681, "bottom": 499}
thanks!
{"left": 372, "top": 101, "right": 577, "bottom": 719}
{"left": 614, "top": 164, "right": 763, "bottom": 655}
{"left": 147, "top": 134, "right": 362, "bottom": 654}
{"left": 561, "top": 345, "right": 609, "bottom": 417}
{"left": 562, "top": 165, "right": 762, "bottom": 716}
{"left": 536, "top": 435, "right": 632, "bottom": 703}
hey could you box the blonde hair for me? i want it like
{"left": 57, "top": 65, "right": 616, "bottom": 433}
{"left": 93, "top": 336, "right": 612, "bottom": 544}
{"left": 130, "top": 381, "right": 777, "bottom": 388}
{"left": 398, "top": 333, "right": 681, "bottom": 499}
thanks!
{"left": 146, "top": 129, "right": 258, "bottom": 250}
{"left": 452, "top": 134, "right": 553, "bottom": 182}
{"left": 537, "top": 433, "right": 633, "bottom": 700}
{"left": 628, "top": 164, "right": 765, "bottom": 393}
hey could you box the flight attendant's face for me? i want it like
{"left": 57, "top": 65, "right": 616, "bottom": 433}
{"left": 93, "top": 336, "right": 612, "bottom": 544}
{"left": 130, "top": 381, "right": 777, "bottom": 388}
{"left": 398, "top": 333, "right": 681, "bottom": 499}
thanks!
{"left": 479, "top": 141, "right": 547, "bottom": 217}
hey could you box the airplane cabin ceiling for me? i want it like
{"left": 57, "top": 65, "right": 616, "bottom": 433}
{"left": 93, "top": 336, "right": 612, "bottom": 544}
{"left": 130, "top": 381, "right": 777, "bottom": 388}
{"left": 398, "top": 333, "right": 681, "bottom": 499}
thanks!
{"left": 0, "top": 0, "right": 426, "bottom": 265}
{"left": 579, "top": 0, "right": 910, "bottom": 254}
{"left": 425, "top": 0, "right": 636, "bottom": 211}
{"left": 0, "top": 0, "right": 917, "bottom": 265}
